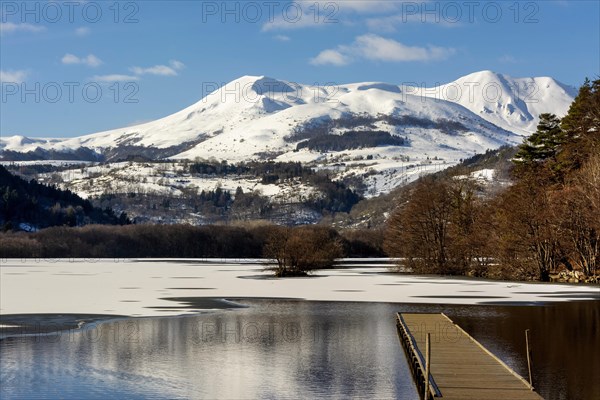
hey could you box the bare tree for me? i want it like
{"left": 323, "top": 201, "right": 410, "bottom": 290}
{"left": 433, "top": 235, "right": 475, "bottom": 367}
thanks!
{"left": 385, "top": 176, "right": 454, "bottom": 274}
{"left": 386, "top": 174, "right": 492, "bottom": 275}
{"left": 494, "top": 178, "right": 560, "bottom": 281}
{"left": 264, "top": 225, "right": 343, "bottom": 277}
{"left": 554, "top": 154, "right": 600, "bottom": 276}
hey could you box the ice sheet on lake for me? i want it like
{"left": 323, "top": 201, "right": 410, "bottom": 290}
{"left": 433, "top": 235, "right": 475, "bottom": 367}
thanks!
{"left": 0, "top": 259, "right": 597, "bottom": 317}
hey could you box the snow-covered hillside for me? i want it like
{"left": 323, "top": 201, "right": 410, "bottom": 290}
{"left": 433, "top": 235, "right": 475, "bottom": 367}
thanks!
{"left": 411, "top": 70, "right": 577, "bottom": 135}
{"left": 0, "top": 71, "right": 576, "bottom": 198}
{"left": 2, "top": 71, "right": 575, "bottom": 158}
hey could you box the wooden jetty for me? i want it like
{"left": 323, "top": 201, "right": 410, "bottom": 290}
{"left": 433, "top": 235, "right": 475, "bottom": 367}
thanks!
{"left": 396, "top": 313, "right": 544, "bottom": 400}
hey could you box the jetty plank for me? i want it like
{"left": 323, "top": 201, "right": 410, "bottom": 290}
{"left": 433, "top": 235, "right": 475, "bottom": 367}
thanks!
{"left": 396, "top": 313, "right": 544, "bottom": 400}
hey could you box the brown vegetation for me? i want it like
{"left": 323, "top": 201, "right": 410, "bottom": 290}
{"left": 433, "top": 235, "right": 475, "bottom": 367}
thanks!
{"left": 385, "top": 78, "right": 600, "bottom": 282}
{"left": 385, "top": 176, "right": 491, "bottom": 276}
{"left": 0, "top": 224, "right": 379, "bottom": 276}
{"left": 263, "top": 226, "right": 343, "bottom": 276}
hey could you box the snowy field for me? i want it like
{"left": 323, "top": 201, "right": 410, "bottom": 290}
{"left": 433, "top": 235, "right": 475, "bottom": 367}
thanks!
{"left": 1, "top": 259, "right": 597, "bottom": 318}
{"left": 32, "top": 158, "right": 453, "bottom": 200}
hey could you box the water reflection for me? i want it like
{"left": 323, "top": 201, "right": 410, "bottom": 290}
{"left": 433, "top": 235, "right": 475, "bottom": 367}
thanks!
{"left": 1, "top": 300, "right": 598, "bottom": 400}
{"left": 450, "top": 301, "right": 600, "bottom": 400}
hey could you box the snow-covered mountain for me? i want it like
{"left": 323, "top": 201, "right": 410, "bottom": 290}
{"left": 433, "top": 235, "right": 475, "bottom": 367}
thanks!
{"left": 1, "top": 71, "right": 575, "bottom": 160}
{"left": 411, "top": 70, "right": 577, "bottom": 135}
{"left": 0, "top": 71, "right": 576, "bottom": 196}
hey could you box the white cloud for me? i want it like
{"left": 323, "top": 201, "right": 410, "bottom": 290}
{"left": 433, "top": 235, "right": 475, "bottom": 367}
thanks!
{"left": 354, "top": 34, "right": 454, "bottom": 62}
{"left": 131, "top": 65, "right": 177, "bottom": 76}
{"left": 0, "top": 70, "right": 27, "bottom": 83}
{"left": 91, "top": 74, "right": 139, "bottom": 83}
{"left": 75, "top": 27, "right": 91, "bottom": 36}
{"left": 262, "top": 16, "right": 328, "bottom": 31}
{"left": 130, "top": 60, "right": 185, "bottom": 77}
{"left": 310, "top": 49, "right": 351, "bottom": 66}
{"left": 62, "top": 53, "right": 103, "bottom": 67}
{"left": 169, "top": 60, "right": 185, "bottom": 70}
{"left": 311, "top": 34, "right": 455, "bottom": 66}
{"left": 0, "top": 22, "right": 45, "bottom": 34}
{"left": 274, "top": 34, "right": 291, "bottom": 42}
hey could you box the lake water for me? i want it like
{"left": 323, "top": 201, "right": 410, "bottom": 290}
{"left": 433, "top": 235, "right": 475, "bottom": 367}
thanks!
{"left": 1, "top": 260, "right": 599, "bottom": 399}
{"left": 1, "top": 299, "right": 598, "bottom": 400}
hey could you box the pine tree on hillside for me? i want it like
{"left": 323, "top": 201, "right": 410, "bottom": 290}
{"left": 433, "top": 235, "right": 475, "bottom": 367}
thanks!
{"left": 514, "top": 113, "right": 564, "bottom": 167}
{"left": 561, "top": 78, "right": 596, "bottom": 136}
{"left": 558, "top": 78, "right": 600, "bottom": 173}
{"left": 0, "top": 165, "right": 129, "bottom": 230}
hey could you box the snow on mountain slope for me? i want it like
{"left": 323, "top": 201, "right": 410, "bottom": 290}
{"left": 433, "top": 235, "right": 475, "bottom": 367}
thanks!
{"left": 411, "top": 70, "right": 577, "bottom": 135}
{"left": 0, "top": 135, "right": 63, "bottom": 152}
{"left": 1, "top": 71, "right": 574, "bottom": 158}
{"left": 0, "top": 72, "right": 576, "bottom": 197}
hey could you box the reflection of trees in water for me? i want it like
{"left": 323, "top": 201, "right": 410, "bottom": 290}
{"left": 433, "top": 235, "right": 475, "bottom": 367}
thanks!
{"left": 1, "top": 302, "right": 415, "bottom": 398}
{"left": 2, "top": 301, "right": 598, "bottom": 400}
{"left": 448, "top": 301, "right": 600, "bottom": 400}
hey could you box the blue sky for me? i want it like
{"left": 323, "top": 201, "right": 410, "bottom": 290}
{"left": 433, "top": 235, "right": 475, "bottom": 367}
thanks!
{"left": 1, "top": 0, "right": 599, "bottom": 138}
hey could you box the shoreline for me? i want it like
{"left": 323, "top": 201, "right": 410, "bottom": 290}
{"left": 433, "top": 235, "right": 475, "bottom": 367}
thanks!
{"left": 2, "top": 296, "right": 599, "bottom": 341}
{"left": 1, "top": 259, "right": 598, "bottom": 339}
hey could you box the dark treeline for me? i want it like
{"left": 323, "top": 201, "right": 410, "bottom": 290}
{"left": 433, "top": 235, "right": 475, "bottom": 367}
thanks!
{"left": 197, "top": 187, "right": 233, "bottom": 209}
{"left": 289, "top": 113, "right": 467, "bottom": 143}
{"left": 188, "top": 160, "right": 362, "bottom": 213}
{"left": 99, "top": 186, "right": 264, "bottom": 220}
{"left": 188, "top": 160, "right": 310, "bottom": 182}
{"left": 381, "top": 115, "right": 469, "bottom": 135}
{"left": 288, "top": 113, "right": 381, "bottom": 141}
{"left": 0, "top": 165, "right": 128, "bottom": 230}
{"left": 189, "top": 160, "right": 247, "bottom": 175}
{"left": 308, "top": 174, "right": 361, "bottom": 213}
{"left": 296, "top": 130, "right": 406, "bottom": 152}
{"left": 0, "top": 224, "right": 384, "bottom": 260}
{"left": 4, "top": 163, "right": 89, "bottom": 176}
{"left": 385, "top": 78, "right": 600, "bottom": 282}
{"left": 0, "top": 147, "right": 101, "bottom": 162}
{"left": 3, "top": 159, "right": 362, "bottom": 227}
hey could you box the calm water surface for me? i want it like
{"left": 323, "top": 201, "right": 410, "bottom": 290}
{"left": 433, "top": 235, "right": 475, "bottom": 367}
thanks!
{"left": 1, "top": 300, "right": 598, "bottom": 400}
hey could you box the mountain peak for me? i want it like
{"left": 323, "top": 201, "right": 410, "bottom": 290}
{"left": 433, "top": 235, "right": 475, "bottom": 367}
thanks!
{"left": 457, "top": 70, "right": 504, "bottom": 82}
{"left": 1, "top": 71, "right": 576, "bottom": 167}
{"left": 211, "top": 76, "right": 298, "bottom": 98}
{"left": 419, "top": 71, "right": 576, "bottom": 135}
{"left": 230, "top": 75, "right": 265, "bottom": 84}
{"left": 250, "top": 77, "right": 297, "bottom": 95}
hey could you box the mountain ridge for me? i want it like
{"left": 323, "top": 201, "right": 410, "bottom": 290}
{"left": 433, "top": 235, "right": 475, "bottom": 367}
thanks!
{"left": 1, "top": 70, "right": 575, "bottom": 160}
{"left": 411, "top": 70, "right": 577, "bottom": 135}
{"left": 0, "top": 71, "right": 576, "bottom": 197}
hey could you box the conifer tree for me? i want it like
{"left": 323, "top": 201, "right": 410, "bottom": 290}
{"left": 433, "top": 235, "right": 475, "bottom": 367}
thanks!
{"left": 561, "top": 78, "right": 595, "bottom": 136}
{"left": 514, "top": 113, "right": 563, "bottom": 166}
{"left": 558, "top": 78, "right": 600, "bottom": 173}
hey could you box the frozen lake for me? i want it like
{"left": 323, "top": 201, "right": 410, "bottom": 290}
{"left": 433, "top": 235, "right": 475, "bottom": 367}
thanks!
{"left": 1, "top": 259, "right": 599, "bottom": 399}
{"left": 1, "top": 259, "right": 598, "bottom": 317}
